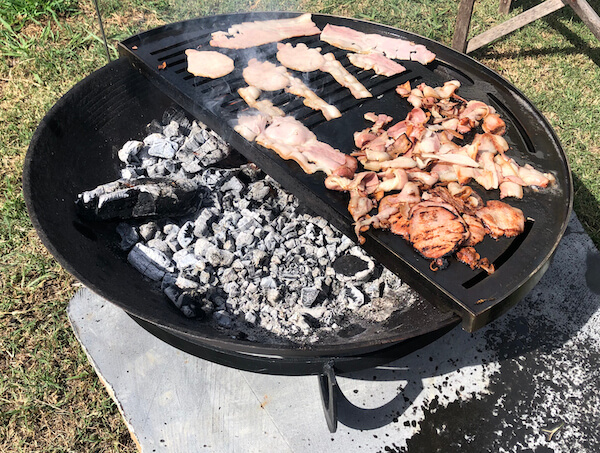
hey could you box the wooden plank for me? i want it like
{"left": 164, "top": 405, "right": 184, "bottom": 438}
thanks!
{"left": 499, "top": 0, "right": 512, "bottom": 15}
{"left": 466, "top": 0, "right": 566, "bottom": 53}
{"left": 452, "top": 0, "right": 477, "bottom": 52}
{"left": 568, "top": 0, "right": 600, "bottom": 42}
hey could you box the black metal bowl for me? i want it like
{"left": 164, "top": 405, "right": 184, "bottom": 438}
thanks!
{"left": 23, "top": 58, "right": 460, "bottom": 374}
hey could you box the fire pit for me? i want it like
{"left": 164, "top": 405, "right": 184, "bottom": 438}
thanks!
{"left": 23, "top": 12, "right": 572, "bottom": 432}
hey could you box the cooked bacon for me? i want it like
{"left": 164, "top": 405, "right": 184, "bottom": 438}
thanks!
{"left": 462, "top": 214, "right": 486, "bottom": 246}
{"left": 476, "top": 200, "right": 525, "bottom": 239}
{"left": 184, "top": 49, "right": 234, "bottom": 78}
{"left": 320, "top": 24, "right": 436, "bottom": 64}
{"left": 408, "top": 202, "right": 469, "bottom": 259}
{"left": 456, "top": 247, "right": 494, "bottom": 274}
{"left": 210, "top": 13, "right": 320, "bottom": 49}
{"left": 347, "top": 52, "right": 406, "bottom": 76}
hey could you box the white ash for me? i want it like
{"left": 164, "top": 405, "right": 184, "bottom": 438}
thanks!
{"left": 114, "top": 107, "right": 419, "bottom": 344}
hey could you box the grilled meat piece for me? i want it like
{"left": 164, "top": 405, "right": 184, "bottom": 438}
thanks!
{"left": 456, "top": 247, "right": 495, "bottom": 274}
{"left": 476, "top": 200, "right": 525, "bottom": 239}
{"left": 408, "top": 202, "right": 469, "bottom": 259}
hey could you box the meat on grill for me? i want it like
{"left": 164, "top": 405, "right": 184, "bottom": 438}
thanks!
{"left": 242, "top": 58, "right": 341, "bottom": 120}
{"left": 320, "top": 24, "right": 436, "bottom": 65}
{"left": 347, "top": 52, "right": 406, "bottom": 76}
{"left": 184, "top": 49, "right": 234, "bottom": 78}
{"left": 475, "top": 200, "right": 525, "bottom": 239}
{"left": 276, "top": 43, "right": 371, "bottom": 99}
{"left": 209, "top": 13, "right": 320, "bottom": 49}
{"left": 276, "top": 42, "right": 325, "bottom": 72}
{"left": 408, "top": 201, "right": 469, "bottom": 259}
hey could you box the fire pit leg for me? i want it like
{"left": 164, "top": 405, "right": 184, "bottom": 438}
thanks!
{"left": 318, "top": 360, "right": 339, "bottom": 433}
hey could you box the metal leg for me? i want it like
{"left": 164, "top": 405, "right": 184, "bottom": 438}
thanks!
{"left": 91, "top": 0, "right": 112, "bottom": 63}
{"left": 318, "top": 360, "right": 339, "bottom": 433}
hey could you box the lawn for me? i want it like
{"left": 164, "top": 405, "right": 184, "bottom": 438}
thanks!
{"left": 1, "top": 0, "right": 599, "bottom": 450}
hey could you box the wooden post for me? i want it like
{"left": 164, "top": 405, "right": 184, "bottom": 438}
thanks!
{"left": 567, "top": 0, "right": 600, "bottom": 42}
{"left": 499, "top": 0, "right": 512, "bottom": 15}
{"left": 466, "top": 0, "right": 566, "bottom": 53}
{"left": 452, "top": 0, "right": 477, "bottom": 53}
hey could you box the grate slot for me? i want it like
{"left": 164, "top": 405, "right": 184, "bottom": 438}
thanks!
{"left": 461, "top": 218, "right": 535, "bottom": 289}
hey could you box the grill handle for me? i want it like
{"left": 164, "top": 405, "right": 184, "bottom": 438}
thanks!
{"left": 319, "top": 360, "right": 339, "bottom": 433}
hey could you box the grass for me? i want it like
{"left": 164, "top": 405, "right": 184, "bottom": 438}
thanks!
{"left": 1, "top": 0, "right": 599, "bottom": 450}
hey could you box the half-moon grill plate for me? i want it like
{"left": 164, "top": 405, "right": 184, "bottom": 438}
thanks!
{"left": 118, "top": 12, "right": 572, "bottom": 331}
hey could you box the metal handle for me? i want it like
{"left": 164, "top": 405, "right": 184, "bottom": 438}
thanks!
{"left": 318, "top": 360, "right": 339, "bottom": 433}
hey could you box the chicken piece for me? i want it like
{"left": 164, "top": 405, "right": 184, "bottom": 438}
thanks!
{"left": 185, "top": 49, "right": 234, "bottom": 78}
{"left": 475, "top": 200, "right": 525, "bottom": 239}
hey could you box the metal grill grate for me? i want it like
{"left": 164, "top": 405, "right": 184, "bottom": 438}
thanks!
{"left": 118, "top": 12, "right": 572, "bottom": 331}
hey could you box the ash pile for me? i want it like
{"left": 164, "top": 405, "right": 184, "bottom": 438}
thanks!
{"left": 77, "top": 107, "right": 420, "bottom": 344}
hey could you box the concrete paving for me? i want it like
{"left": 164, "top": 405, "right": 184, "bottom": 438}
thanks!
{"left": 68, "top": 212, "right": 600, "bottom": 452}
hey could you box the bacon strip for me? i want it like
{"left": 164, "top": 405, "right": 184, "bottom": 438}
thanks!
{"left": 320, "top": 24, "right": 436, "bottom": 65}
{"left": 347, "top": 52, "right": 406, "bottom": 76}
{"left": 242, "top": 59, "right": 341, "bottom": 121}
{"left": 210, "top": 13, "right": 320, "bottom": 49}
{"left": 276, "top": 43, "right": 372, "bottom": 99}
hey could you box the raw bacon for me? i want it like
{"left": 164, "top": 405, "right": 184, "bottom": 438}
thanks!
{"left": 320, "top": 24, "right": 436, "bottom": 65}
{"left": 184, "top": 49, "right": 234, "bottom": 78}
{"left": 210, "top": 13, "right": 320, "bottom": 49}
{"left": 241, "top": 59, "right": 341, "bottom": 120}
{"left": 276, "top": 43, "right": 372, "bottom": 99}
{"left": 347, "top": 52, "right": 406, "bottom": 77}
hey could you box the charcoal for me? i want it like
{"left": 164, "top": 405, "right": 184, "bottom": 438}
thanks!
{"left": 139, "top": 222, "right": 158, "bottom": 241}
{"left": 76, "top": 177, "right": 202, "bottom": 221}
{"left": 161, "top": 106, "right": 192, "bottom": 133}
{"left": 300, "top": 287, "right": 320, "bottom": 307}
{"left": 163, "top": 120, "right": 180, "bottom": 139}
{"left": 146, "top": 238, "right": 172, "bottom": 256}
{"left": 144, "top": 133, "right": 177, "bottom": 159}
{"left": 118, "top": 140, "right": 143, "bottom": 164}
{"left": 116, "top": 222, "right": 139, "bottom": 250}
{"left": 127, "top": 243, "right": 174, "bottom": 281}
{"left": 102, "top": 108, "right": 417, "bottom": 342}
{"left": 177, "top": 221, "right": 195, "bottom": 248}
{"left": 146, "top": 119, "right": 163, "bottom": 134}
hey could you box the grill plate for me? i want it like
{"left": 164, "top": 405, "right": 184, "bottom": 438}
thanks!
{"left": 118, "top": 12, "right": 572, "bottom": 331}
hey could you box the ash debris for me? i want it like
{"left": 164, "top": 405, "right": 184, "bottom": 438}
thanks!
{"left": 77, "top": 106, "right": 419, "bottom": 344}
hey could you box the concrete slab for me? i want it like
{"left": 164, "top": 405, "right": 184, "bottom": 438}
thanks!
{"left": 68, "top": 213, "right": 600, "bottom": 452}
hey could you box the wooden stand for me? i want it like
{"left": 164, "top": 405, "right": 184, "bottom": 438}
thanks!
{"left": 452, "top": 0, "right": 600, "bottom": 53}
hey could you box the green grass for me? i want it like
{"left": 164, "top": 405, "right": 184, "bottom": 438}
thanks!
{"left": 1, "top": 0, "right": 599, "bottom": 450}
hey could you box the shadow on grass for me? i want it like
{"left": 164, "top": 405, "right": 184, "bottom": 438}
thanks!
{"left": 472, "top": 0, "right": 600, "bottom": 67}
{"left": 573, "top": 172, "right": 600, "bottom": 248}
